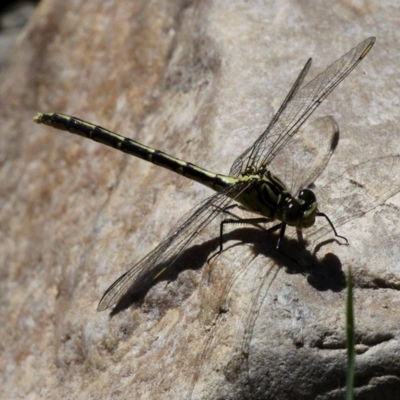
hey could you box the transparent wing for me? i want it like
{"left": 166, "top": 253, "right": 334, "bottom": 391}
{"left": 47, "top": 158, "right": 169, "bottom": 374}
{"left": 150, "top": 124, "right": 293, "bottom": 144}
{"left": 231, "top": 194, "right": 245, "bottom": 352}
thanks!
{"left": 229, "top": 37, "right": 375, "bottom": 178}
{"left": 265, "top": 115, "right": 340, "bottom": 194}
{"left": 229, "top": 57, "right": 311, "bottom": 177}
{"left": 97, "top": 181, "right": 252, "bottom": 311}
{"left": 307, "top": 155, "right": 400, "bottom": 243}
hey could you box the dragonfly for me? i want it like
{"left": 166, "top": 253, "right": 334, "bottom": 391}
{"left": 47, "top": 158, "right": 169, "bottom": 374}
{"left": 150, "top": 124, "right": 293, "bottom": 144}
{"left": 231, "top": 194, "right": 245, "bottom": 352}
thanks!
{"left": 33, "top": 37, "right": 375, "bottom": 311}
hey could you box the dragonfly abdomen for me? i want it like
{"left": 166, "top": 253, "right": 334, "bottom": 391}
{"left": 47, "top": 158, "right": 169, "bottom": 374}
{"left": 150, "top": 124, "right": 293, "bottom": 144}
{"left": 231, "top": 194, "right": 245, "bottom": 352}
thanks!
{"left": 34, "top": 112, "right": 234, "bottom": 192}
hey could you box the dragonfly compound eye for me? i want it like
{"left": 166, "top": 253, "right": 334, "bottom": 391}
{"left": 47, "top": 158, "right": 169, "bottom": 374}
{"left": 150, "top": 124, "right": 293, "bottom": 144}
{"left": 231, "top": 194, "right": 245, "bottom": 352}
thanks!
{"left": 297, "top": 189, "right": 317, "bottom": 228}
{"left": 298, "top": 189, "right": 316, "bottom": 206}
{"left": 283, "top": 200, "right": 301, "bottom": 227}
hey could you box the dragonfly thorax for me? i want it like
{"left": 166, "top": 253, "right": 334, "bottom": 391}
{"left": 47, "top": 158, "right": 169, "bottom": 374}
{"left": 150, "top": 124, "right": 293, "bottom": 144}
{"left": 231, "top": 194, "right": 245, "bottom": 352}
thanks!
{"left": 235, "top": 171, "right": 318, "bottom": 229}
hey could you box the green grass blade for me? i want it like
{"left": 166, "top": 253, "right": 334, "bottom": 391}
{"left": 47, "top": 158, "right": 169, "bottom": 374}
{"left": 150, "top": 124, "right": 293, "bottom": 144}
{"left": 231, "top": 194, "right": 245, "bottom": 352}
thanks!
{"left": 346, "top": 267, "right": 355, "bottom": 400}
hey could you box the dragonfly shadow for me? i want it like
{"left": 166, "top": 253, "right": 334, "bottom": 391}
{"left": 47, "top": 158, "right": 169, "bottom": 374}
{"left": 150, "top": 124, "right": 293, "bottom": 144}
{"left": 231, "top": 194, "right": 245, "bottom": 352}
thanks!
{"left": 109, "top": 234, "right": 224, "bottom": 316}
{"left": 109, "top": 225, "right": 346, "bottom": 316}
{"left": 218, "top": 225, "right": 347, "bottom": 293}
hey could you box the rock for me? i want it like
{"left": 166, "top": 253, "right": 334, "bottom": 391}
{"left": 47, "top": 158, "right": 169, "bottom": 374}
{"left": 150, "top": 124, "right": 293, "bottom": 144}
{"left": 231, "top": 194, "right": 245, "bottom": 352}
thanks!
{"left": 1, "top": 1, "right": 400, "bottom": 399}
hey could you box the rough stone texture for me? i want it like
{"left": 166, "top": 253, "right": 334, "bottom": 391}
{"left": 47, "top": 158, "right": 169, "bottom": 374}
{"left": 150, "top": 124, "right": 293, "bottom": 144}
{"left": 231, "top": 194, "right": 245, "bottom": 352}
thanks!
{"left": 1, "top": 1, "right": 400, "bottom": 399}
{"left": 0, "top": 1, "right": 37, "bottom": 70}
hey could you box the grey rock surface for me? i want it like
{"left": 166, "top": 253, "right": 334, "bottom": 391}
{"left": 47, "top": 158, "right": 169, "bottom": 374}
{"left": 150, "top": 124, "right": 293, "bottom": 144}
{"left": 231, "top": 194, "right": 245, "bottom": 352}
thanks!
{"left": 1, "top": 1, "right": 400, "bottom": 399}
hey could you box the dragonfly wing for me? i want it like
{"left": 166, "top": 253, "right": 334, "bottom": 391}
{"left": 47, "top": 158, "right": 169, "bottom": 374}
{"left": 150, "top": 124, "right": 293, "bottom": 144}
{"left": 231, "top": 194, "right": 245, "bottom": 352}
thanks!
{"left": 308, "top": 155, "right": 400, "bottom": 242}
{"left": 229, "top": 57, "right": 312, "bottom": 178}
{"left": 97, "top": 181, "right": 253, "bottom": 311}
{"left": 296, "top": 116, "right": 340, "bottom": 190}
{"left": 229, "top": 37, "right": 375, "bottom": 178}
{"left": 265, "top": 115, "right": 340, "bottom": 194}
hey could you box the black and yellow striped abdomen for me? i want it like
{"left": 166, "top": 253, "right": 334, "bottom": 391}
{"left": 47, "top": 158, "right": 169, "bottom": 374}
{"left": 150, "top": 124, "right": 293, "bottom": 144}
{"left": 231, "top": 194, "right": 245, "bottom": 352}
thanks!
{"left": 34, "top": 113, "right": 235, "bottom": 193}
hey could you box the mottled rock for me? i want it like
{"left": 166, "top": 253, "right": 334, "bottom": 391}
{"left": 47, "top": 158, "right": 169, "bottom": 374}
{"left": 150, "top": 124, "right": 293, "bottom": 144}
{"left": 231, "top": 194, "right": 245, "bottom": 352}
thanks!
{"left": 1, "top": 1, "right": 400, "bottom": 399}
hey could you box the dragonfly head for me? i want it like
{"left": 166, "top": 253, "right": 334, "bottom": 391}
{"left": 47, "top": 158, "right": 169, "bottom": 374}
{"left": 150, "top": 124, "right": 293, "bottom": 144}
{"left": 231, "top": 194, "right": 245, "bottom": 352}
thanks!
{"left": 283, "top": 189, "right": 317, "bottom": 228}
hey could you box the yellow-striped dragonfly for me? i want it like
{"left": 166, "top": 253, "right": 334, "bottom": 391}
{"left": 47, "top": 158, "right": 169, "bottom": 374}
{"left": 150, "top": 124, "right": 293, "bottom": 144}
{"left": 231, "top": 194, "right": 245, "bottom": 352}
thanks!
{"left": 34, "top": 37, "right": 375, "bottom": 311}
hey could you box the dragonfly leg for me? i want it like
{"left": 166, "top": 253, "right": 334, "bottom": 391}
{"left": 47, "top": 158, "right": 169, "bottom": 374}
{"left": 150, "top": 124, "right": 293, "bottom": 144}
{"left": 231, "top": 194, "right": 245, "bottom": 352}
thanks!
{"left": 316, "top": 212, "right": 349, "bottom": 244}
{"left": 207, "top": 215, "right": 272, "bottom": 266}
{"left": 276, "top": 223, "right": 287, "bottom": 249}
{"left": 218, "top": 217, "right": 272, "bottom": 253}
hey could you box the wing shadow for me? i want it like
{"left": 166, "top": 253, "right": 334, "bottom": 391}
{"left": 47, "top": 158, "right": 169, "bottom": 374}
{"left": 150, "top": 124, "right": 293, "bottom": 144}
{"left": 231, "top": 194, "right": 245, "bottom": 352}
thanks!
{"left": 109, "top": 224, "right": 346, "bottom": 316}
